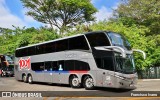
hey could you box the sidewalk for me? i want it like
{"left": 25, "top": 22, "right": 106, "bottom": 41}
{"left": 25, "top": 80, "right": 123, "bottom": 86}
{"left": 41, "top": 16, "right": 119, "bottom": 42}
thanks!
{"left": 138, "top": 79, "right": 160, "bottom": 81}
{"left": 134, "top": 79, "right": 160, "bottom": 91}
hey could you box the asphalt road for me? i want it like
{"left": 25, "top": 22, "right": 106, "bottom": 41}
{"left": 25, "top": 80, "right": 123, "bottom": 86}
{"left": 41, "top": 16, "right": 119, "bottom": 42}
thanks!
{"left": 0, "top": 77, "right": 160, "bottom": 91}
{"left": 0, "top": 77, "right": 159, "bottom": 100}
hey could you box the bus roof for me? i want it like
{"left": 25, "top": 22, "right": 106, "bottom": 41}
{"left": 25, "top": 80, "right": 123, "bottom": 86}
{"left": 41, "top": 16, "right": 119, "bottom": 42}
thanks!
{"left": 16, "top": 34, "right": 84, "bottom": 50}
{"left": 16, "top": 31, "right": 109, "bottom": 50}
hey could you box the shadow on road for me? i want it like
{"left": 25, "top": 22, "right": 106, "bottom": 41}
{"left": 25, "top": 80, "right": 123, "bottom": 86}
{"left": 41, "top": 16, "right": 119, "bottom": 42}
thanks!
{"left": 94, "top": 87, "right": 133, "bottom": 92}
{"left": 32, "top": 81, "right": 71, "bottom": 87}
{"left": 29, "top": 82, "right": 133, "bottom": 93}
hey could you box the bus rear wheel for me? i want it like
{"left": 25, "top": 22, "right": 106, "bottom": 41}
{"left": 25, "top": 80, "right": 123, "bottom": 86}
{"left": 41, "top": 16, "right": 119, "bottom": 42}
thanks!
{"left": 69, "top": 75, "right": 81, "bottom": 88}
{"left": 22, "top": 75, "right": 27, "bottom": 83}
{"left": 28, "top": 75, "right": 33, "bottom": 84}
{"left": 83, "top": 76, "right": 94, "bottom": 90}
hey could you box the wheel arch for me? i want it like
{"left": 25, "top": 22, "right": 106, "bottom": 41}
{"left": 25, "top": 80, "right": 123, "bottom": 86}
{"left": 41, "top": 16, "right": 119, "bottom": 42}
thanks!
{"left": 81, "top": 74, "right": 96, "bottom": 86}
{"left": 22, "top": 73, "right": 27, "bottom": 80}
{"left": 27, "top": 73, "right": 32, "bottom": 77}
{"left": 69, "top": 74, "right": 80, "bottom": 84}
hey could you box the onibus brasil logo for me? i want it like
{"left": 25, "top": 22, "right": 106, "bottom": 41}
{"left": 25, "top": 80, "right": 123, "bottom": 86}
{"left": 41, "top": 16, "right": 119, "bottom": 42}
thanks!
{"left": 18, "top": 57, "right": 31, "bottom": 70}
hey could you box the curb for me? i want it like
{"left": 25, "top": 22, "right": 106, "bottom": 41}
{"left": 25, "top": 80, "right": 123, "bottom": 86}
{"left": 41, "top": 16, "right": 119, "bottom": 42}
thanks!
{"left": 139, "top": 79, "right": 160, "bottom": 81}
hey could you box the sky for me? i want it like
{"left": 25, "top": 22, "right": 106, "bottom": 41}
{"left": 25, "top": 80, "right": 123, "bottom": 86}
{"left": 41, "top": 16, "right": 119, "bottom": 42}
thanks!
{"left": 0, "top": 0, "right": 120, "bottom": 29}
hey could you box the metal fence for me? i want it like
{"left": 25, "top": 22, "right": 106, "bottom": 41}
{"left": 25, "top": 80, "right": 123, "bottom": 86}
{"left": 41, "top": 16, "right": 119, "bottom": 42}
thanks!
{"left": 138, "top": 66, "right": 160, "bottom": 79}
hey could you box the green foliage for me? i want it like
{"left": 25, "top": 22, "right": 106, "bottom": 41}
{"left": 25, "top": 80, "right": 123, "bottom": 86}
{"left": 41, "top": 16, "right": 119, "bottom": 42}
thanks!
{"left": 21, "top": 0, "right": 97, "bottom": 33}
{"left": 109, "top": 0, "right": 160, "bottom": 69}
{"left": 114, "top": 0, "right": 160, "bottom": 35}
{"left": 0, "top": 27, "right": 59, "bottom": 55}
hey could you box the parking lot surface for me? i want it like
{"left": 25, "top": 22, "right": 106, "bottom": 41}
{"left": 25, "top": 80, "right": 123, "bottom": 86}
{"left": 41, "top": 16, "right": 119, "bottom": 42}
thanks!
{"left": 0, "top": 77, "right": 159, "bottom": 100}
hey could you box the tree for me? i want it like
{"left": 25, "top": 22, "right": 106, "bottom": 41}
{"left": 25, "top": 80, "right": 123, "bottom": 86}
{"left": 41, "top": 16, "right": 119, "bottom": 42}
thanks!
{"left": 114, "top": 0, "right": 160, "bottom": 35}
{"left": 0, "top": 26, "right": 60, "bottom": 54}
{"left": 21, "top": 0, "right": 97, "bottom": 34}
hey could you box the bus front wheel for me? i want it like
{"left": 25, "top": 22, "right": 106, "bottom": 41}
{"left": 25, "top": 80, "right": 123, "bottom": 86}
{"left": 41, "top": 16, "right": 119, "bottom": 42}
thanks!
{"left": 28, "top": 75, "right": 33, "bottom": 84}
{"left": 83, "top": 76, "right": 94, "bottom": 90}
{"left": 69, "top": 75, "right": 81, "bottom": 88}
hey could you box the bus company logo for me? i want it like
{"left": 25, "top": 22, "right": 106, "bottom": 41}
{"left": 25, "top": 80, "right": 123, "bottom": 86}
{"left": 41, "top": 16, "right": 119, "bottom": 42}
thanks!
{"left": 19, "top": 57, "right": 31, "bottom": 70}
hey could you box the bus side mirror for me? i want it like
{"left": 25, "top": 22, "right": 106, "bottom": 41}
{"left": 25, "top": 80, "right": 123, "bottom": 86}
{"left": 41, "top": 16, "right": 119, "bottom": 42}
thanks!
{"left": 132, "top": 49, "right": 146, "bottom": 59}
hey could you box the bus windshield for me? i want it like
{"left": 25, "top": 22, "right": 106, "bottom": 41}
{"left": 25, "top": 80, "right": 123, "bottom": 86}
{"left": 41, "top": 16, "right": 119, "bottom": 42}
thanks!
{"left": 115, "top": 54, "right": 136, "bottom": 74}
{"left": 107, "top": 32, "right": 131, "bottom": 50}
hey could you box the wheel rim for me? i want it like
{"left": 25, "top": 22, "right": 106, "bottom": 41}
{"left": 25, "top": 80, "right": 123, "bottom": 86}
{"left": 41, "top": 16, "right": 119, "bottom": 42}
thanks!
{"left": 23, "top": 76, "right": 26, "bottom": 82}
{"left": 28, "top": 76, "right": 32, "bottom": 83}
{"left": 72, "top": 78, "right": 79, "bottom": 86}
{"left": 85, "top": 78, "right": 94, "bottom": 88}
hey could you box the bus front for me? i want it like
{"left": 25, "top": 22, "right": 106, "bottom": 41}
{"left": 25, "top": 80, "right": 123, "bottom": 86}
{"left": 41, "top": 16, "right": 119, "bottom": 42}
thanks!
{"left": 107, "top": 32, "right": 146, "bottom": 88}
{"left": 86, "top": 31, "right": 145, "bottom": 89}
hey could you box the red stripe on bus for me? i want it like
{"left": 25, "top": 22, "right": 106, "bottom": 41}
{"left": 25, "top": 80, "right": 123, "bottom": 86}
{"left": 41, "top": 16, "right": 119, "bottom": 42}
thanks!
{"left": 69, "top": 71, "right": 88, "bottom": 73}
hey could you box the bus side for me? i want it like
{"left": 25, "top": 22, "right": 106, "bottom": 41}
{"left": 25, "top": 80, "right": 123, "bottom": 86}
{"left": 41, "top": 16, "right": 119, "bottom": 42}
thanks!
{"left": 14, "top": 35, "right": 99, "bottom": 88}
{"left": 15, "top": 50, "right": 99, "bottom": 83}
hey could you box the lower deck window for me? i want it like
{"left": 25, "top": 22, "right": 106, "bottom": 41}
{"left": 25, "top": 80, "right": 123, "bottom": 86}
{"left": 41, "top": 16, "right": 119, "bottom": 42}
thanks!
{"left": 31, "top": 62, "right": 44, "bottom": 71}
{"left": 95, "top": 57, "right": 114, "bottom": 71}
{"left": 31, "top": 60, "right": 90, "bottom": 71}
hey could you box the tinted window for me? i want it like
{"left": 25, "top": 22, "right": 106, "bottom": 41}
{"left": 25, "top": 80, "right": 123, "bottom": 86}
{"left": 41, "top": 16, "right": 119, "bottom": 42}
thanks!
{"left": 56, "top": 39, "right": 68, "bottom": 52}
{"left": 28, "top": 46, "right": 36, "bottom": 56}
{"left": 44, "top": 61, "right": 52, "bottom": 71}
{"left": 64, "top": 60, "right": 75, "bottom": 70}
{"left": 15, "top": 50, "right": 20, "bottom": 57}
{"left": 45, "top": 42, "right": 56, "bottom": 53}
{"left": 95, "top": 58, "right": 101, "bottom": 68}
{"left": 57, "top": 61, "right": 65, "bottom": 71}
{"left": 75, "top": 60, "right": 90, "bottom": 70}
{"left": 69, "top": 36, "right": 89, "bottom": 50}
{"left": 86, "top": 33, "right": 110, "bottom": 48}
{"left": 31, "top": 62, "right": 44, "bottom": 71}
{"left": 103, "top": 57, "right": 114, "bottom": 71}
{"left": 30, "top": 60, "right": 90, "bottom": 71}
{"left": 36, "top": 44, "right": 45, "bottom": 54}
{"left": 20, "top": 48, "right": 28, "bottom": 57}
{"left": 52, "top": 61, "right": 59, "bottom": 71}
{"left": 95, "top": 57, "right": 114, "bottom": 71}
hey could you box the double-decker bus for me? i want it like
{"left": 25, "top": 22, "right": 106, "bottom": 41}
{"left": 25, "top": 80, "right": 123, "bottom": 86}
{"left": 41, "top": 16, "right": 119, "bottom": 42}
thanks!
{"left": 14, "top": 31, "right": 145, "bottom": 89}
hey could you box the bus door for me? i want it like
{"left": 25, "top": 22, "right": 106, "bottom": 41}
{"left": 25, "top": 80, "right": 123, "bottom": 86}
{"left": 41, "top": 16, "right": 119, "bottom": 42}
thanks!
{"left": 102, "top": 56, "right": 115, "bottom": 87}
{"left": 96, "top": 56, "right": 115, "bottom": 87}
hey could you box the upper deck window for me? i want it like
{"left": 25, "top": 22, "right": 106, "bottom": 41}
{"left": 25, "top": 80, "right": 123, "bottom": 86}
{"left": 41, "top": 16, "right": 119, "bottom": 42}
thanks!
{"left": 107, "top": 32, "right": 131, "bottom": 50}
{"left": 86, "top": 33, "right": 110, "bottom": 48}
{"left": 68, "top": 36, "right": 89, "bottom": 50}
